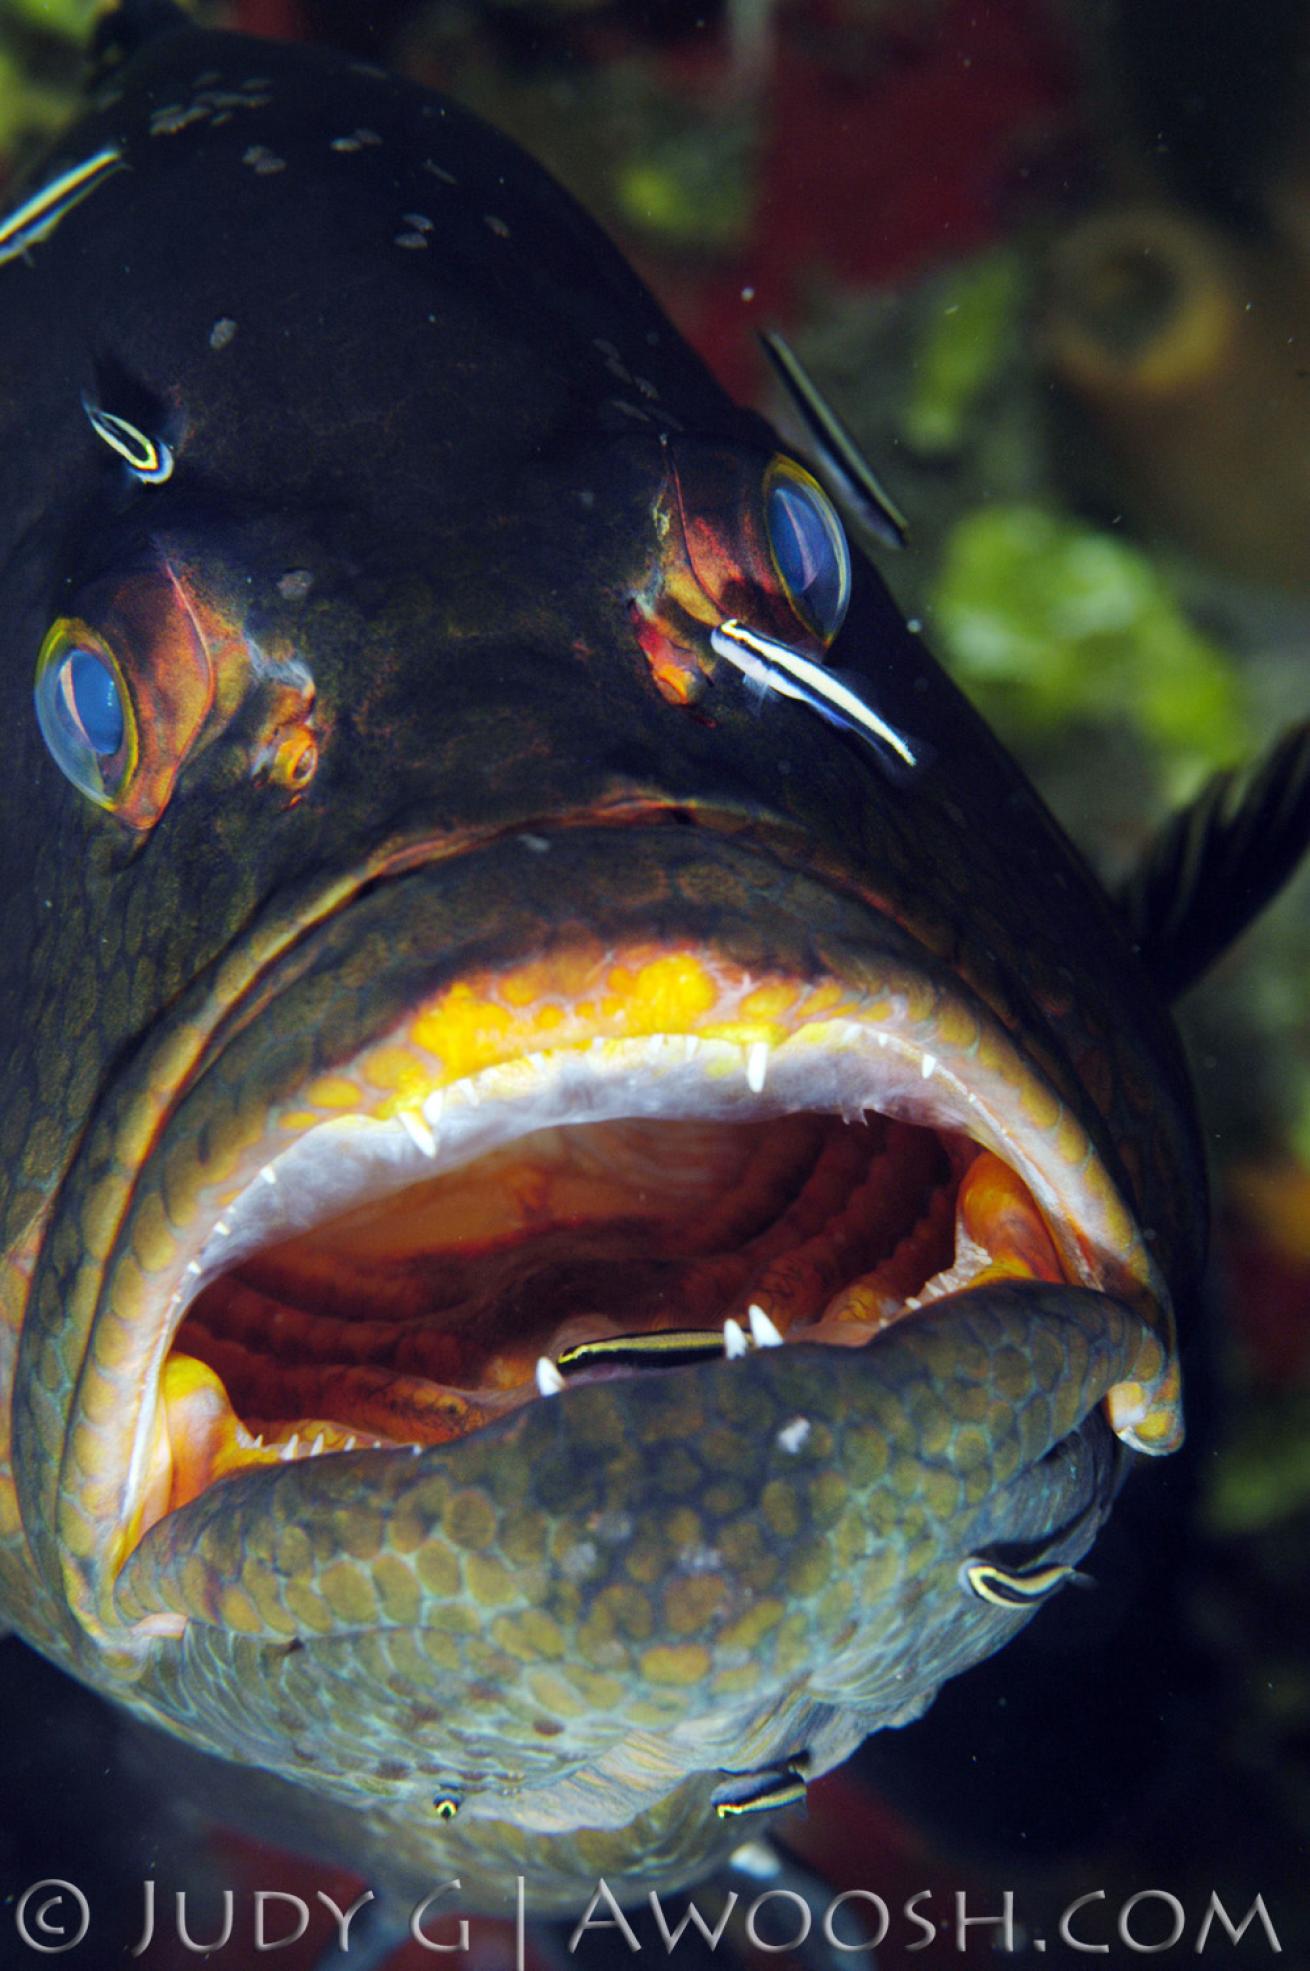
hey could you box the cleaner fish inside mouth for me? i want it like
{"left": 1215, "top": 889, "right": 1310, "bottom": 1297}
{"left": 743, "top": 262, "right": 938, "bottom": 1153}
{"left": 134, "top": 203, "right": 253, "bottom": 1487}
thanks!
{"left": 1, "top": 0, "right": 1307, "bottom": 1924}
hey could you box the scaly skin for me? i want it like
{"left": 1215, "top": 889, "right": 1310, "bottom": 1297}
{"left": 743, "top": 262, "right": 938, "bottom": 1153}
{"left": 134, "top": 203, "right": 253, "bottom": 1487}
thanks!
{"left": 0, "top": 14, "right": 1200, "bottom": 1912}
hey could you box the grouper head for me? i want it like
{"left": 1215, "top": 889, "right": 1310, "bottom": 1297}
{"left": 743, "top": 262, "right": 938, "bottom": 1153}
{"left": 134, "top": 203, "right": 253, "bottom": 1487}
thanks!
{"left": 0, "top": 8, "right": 1202, "bottom": 1911}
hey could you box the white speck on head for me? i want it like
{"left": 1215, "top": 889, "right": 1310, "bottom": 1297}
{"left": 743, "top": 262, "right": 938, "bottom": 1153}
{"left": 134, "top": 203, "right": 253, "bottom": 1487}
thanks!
{"left": 424, "top": 160, "right": 458, "bottom": 184}
{"left": 741, "top": 285, "right": 756, "bottom": 302}
{"left": 259, "top": 1164, "right": 277, "bottom": 1186}
{"left": 277, "top": 569, "right": 314, "bottom": 602}
{"left": 633, "top": 375, "right": 660, "bottom": 400}
{"left": 394, "top": 230, "right": 428, "bottom": 249}
{"left": 331, "top": 135, "right": 362, "bottom": 153}
{"left": 401, "top": 211, "right": 434, "bottom": 231}
{"left": 243, "top": 145, "right": 286, "bottom": 175}
{"left": 209, "top": 317, "right": 238, "bottom": 350}
{"left": 150, "top": 102, "right": 211, "bottom": 136}
{"left": 777, "top": 1416, "right": 810, "bottom": 1454}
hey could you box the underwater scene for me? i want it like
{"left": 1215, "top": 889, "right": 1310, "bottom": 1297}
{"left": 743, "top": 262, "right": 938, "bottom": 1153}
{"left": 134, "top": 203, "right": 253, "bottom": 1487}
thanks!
{"left": 0, "top": 1, "right": 1306, "bottom": 1967}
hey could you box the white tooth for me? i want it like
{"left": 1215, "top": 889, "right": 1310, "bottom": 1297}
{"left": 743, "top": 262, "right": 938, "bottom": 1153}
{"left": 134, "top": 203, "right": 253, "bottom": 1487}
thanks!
{"left": 344, "top": 1436, "right": 357, "bottom": 1451}
{"left": 310, "top": 1431, "right": 327, "bottom": 1457}
{"left": 422, "top": 1089, "right": 446, "bottom": 1127}
{"left": 280, "top": 1433, "right": 300, "bottom": 1462}
{"left": 921, "top": 1053, "right": 937, "bottom": 1080}
{"left": 214, "top": 1219, "right": 231, "bottom": 1238}
{"left": 235, "top": 1422, "right": 256, "bottom": 1449}
{"left": 398, "top": 1109, "right": 437, "bottom": 1158}
{"left": 748, "top": 1303, "right": 784, "bottom": 1348}
{"left": 253, "top": 1433, "right": 265, "bottom": 1450}
{"left": 260, "top": 1164, "right": 278, "bottom": 1186}
{"left": 525, "top": 1050, "right": 548, "bottom": 1073}
{"left": 683, "top": 1035, "right": 701, "bottom": 1061}
{"left": 745, "top": 1042, "right": 769, "bottom": 1094}
{"left": 536, "top": 1356, "right": 566, "bottom": 1397}
{"left": 723, "top": 1317, "right": 749, "bottom": 1360}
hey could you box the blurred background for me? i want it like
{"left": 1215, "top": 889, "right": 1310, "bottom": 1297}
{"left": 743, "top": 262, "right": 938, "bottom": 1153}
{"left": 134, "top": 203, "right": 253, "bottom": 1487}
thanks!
{"left": 0, "top": 1, "right": 1307, "bottom": 1965}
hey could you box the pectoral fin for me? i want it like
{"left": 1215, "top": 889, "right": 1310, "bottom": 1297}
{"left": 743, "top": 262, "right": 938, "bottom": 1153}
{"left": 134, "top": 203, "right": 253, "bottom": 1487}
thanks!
{"left": 1117, "top": 720, "right": 1310, "bottom": 1000}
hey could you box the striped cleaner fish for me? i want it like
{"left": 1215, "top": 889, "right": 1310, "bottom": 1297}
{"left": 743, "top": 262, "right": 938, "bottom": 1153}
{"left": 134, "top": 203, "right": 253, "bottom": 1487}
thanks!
{"left": 2, "top": 0, "right": 1307, "bottom": 1931}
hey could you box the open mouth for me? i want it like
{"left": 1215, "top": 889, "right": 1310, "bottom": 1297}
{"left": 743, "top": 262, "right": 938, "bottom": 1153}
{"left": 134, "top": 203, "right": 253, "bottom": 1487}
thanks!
{"left": 118, "top": 934, "right": 1163, "bottom": 1556}
{"left": 160, "top": 1109, "right": 1055, "bottom": 1488}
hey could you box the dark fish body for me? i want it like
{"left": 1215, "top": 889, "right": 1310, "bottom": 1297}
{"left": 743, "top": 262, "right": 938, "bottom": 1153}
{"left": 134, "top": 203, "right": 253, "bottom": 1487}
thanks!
{"left": 0, "top": 8, "right": 1213, "bottom": 1915}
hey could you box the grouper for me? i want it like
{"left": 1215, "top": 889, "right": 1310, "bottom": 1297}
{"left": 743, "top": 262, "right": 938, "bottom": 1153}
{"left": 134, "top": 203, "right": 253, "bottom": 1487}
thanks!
{"left": 1, "top": 0, "right": 1307, "bottom": 1927}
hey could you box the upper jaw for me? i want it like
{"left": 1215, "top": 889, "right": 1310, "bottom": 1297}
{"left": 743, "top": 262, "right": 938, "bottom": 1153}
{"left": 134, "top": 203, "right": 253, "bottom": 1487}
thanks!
{"left": 34, "top": 823, "right": 1179, "bottom": 1648}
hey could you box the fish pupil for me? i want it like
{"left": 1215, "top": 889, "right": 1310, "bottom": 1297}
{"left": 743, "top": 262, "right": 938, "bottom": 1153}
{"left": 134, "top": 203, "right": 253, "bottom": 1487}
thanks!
{"left": 766, "top": 480, "right": 845, "bottom": 639}
{"left": 62, "top": 649, "right": 123, "bottom": 755}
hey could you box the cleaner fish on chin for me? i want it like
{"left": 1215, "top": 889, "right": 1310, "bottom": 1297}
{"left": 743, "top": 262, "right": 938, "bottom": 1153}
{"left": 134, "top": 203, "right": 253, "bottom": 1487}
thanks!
{"left": 1, "top": 0, "right": 1307, "bottom": 1924}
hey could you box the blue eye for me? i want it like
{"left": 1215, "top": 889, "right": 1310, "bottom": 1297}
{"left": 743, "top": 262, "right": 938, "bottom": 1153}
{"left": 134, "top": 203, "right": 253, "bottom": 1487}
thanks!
{"left": 62, "top": 649, "right": 124, "bottom": 753}
{"left": 765, "top": 463, "right": 851, "bottom": 645}
{"left": 34, "top": 627, "right": 133, "bottom": 807}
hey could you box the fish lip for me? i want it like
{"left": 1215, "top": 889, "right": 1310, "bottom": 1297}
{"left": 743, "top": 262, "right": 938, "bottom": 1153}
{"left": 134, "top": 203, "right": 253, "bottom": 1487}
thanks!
{"left": 33, "top": 817, "right": 1177, "bottom": 1646}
